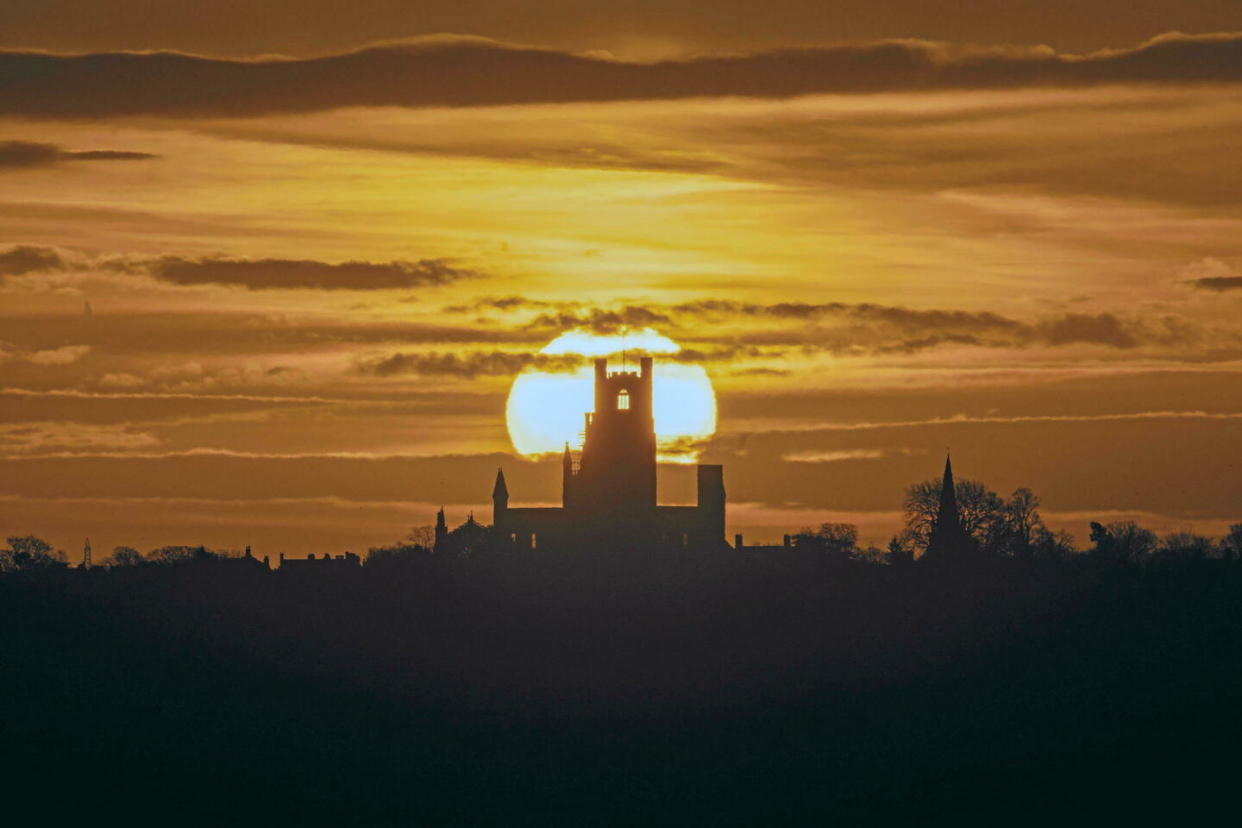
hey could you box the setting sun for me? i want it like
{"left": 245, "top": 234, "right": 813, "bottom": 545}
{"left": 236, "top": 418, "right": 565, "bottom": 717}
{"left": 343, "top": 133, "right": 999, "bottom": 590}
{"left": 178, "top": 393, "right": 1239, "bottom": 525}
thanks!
{"left": 505, "top": 328, "right": 717, "bottom": 461}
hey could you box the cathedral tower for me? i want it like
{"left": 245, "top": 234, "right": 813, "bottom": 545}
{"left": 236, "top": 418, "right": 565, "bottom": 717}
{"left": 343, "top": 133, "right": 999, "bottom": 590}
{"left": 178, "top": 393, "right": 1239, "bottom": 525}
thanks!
{"left": 572, "top": 356, "right": 657, "bottom": 515}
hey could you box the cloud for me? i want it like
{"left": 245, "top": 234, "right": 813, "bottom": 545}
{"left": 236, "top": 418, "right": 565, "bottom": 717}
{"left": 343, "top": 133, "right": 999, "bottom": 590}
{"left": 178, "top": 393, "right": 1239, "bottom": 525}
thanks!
{"left": 443, "top": 295, "right": 1231, "bottom": 358}
{"left": 0, "top": 245, "right": 479, "bottom": 291}
{"left": 355, "top": 350, "right": 584, "bottom": 378}
{"left": 444, "top": 295, "right": 564, "bottom": 313}
{"left": 144, "top": 255, "right": 477, "bottom": 290}
{"left": 1194, "top": 277, "right": 1242, "bottom": 291}
{"left": 782, "top": 448, "right": 889, "bottom": 463}
{"left": 4, "top": 32, "right": 1242, "bottom": 118}
{"left": 671, "top": 300, "right": 1210, "bottom": 353}
{"left": 24, "top": 344, "right": 92, "bottom": 365}
{"left": 0, "top": 342, "right": 91, "bottom": 366}
{"left": 667, "top": 347, "right": 751, "bottom": 363}
{"left": 0, "top": 422, "right": 158, "bottom": 453}
{"left": 0, "top": 140, "right": 157, "bottom": 168}
{"left": 1034, "top": 312, "right": 1143, "bottom": 348}
{"left": 527, "top": 306, "right": 672, "bottom": 334}
{"left": 0, "top": 245, "right": 70, "bottom": 275}
{"left": 0, "top": 311, "right": 541, "bottom": 366}
{"left": 673, "top": 299, "right": 1022, "bottom": 331}
{"left": 1181, "top": 257, "right": 1242, "bottom": 291}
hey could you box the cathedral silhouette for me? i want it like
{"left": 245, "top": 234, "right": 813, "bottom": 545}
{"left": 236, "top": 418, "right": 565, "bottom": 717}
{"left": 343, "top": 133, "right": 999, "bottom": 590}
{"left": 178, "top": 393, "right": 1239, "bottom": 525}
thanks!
{"left": 430, "top": 355, "right": 983, "bottom": 560}
{"left": 438, "top": 356, "right": 727, "bottom": 553}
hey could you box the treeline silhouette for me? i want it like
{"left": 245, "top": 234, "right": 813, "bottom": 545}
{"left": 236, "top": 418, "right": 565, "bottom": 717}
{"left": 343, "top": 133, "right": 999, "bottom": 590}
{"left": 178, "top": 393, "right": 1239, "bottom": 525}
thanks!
{"left": 3, "top": 478, "right": 1241, "bottom": 824}
{"left": 5, "top": 475, "right": 1238, "bottom": 573}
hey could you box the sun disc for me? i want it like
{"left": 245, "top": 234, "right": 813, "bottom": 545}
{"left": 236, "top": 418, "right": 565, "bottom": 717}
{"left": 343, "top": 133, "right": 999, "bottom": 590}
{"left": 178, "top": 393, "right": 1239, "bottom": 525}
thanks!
{"left": 506, "top": 329, "right": 716, "bottom": 461}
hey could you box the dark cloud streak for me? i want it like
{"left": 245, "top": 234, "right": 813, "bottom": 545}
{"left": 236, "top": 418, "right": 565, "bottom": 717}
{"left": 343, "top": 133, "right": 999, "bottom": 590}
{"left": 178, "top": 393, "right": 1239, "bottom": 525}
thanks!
{"left": 356, "top": 351, "right": 583, "bottom": 378}
{"left": 3, "top": 32, "right": 1242, "bottom": 118}
{"left": 0, "top": 140, "right": 157, "bottom": 167}
{"left": 146, "top": 256, "right": 477, "bottom": 290}
{"left": 0, "top": 245, "right": 68, "bottom": 275}
{"left": 1189, "top": 276, "right": 1242, "bottom": 291}
{"left": 0, "top": 245, "right": 479, "bottom": 291}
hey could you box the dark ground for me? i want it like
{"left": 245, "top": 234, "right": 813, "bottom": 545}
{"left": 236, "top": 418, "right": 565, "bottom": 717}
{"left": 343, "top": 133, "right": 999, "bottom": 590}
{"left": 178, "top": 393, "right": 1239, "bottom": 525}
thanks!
{"left": 3, "top": 551, "right": 1240, "bottom": 825}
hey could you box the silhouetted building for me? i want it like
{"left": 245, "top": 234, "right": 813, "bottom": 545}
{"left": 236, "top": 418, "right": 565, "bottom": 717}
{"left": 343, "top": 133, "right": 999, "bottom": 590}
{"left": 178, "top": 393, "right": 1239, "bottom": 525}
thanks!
{"left": 434, "top": 511, "right": 490, "bottom": 556}
{"left": 233, "top": 544, "right": 271, "bottom": 571}
{"left": 922, "top": 453, "right": 977, "bottom": 565}
{"left": 278, "top": 551, "right": 360, "bottom": 572}
{"left": 734, "top": 533, "right": 793, "bottom": 554}
{"left": 489, "top": 357, "right": 727, "bottom": 552}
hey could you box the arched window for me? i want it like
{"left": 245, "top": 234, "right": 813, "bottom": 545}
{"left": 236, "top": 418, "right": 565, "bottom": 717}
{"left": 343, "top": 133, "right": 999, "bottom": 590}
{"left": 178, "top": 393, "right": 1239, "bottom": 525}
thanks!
{"left": 616, "top": 389, "right": 630, "bottom": 410}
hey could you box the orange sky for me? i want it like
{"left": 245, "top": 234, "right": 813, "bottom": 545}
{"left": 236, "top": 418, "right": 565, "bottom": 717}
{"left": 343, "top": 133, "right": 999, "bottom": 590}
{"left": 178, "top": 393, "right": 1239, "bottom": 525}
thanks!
{"left": 2, "top": 6, "right": 1240, "bottom": 559}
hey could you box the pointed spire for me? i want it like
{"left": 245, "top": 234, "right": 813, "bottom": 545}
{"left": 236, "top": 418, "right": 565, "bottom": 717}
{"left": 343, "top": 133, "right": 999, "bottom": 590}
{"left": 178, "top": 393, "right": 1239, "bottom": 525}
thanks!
{"left": 926, "top": 450, "right": 970, "bottom": 563}
{"left": 562, "top": 442, "right": 573, "bottom": 467}
{"left": 939, "top": 450, "right": 958, "bottom": 522}
{"left": 435, "top": 506, "right": 447, "bottom": 529}
{"left": 492, "top": 467, "right": 509, "bottom": 500}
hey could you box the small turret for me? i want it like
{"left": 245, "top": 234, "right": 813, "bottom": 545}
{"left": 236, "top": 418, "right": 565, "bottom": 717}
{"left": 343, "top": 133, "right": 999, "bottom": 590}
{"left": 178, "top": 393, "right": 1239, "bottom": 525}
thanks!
{"left": 562, "top": 443, "right": 575, "bottom": 508}
{"left": 492, "top": 467, "right": 509, "bottom": 526}
{"left": 434, "top": 506, "right": 448, "bottom": 553}
{"left": 492, "top": 468, "right": 509, "bottom": 506}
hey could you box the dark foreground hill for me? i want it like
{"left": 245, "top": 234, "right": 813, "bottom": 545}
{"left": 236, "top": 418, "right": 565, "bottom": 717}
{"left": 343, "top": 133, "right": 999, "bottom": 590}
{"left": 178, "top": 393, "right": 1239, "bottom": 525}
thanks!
{"left": 3, "top": 552, "right": 1240, "bottom": 825}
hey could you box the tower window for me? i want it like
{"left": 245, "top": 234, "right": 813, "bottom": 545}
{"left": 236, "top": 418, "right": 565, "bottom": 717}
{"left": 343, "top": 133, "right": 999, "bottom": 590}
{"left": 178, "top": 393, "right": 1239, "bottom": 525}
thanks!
{"left": 616, "top": 389, "right": 630, "bottom": 410}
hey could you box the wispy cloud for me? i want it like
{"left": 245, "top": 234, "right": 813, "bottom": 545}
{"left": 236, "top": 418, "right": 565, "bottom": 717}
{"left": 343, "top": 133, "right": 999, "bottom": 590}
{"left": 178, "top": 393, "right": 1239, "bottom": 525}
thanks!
{"left": 754, "top": 409, "right": 1242, "bottom": 435}
{"left": 0, "top": 422, "right": 158, "bottom": 453}
{"left": 0, "top": 342, "right": 91, "bottom": 366}
{"left": 781, "top": 448, "right": 890, "bottom": 463}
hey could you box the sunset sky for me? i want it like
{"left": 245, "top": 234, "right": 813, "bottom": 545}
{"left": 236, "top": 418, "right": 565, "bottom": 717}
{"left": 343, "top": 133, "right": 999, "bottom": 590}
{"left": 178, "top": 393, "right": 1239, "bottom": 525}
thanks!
{"left": 2, "top": 2, "right": 1241, "bottom": 559}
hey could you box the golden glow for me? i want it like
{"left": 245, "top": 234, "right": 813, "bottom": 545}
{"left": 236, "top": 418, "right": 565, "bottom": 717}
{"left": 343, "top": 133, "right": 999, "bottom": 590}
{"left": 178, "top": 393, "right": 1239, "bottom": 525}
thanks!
{"left": 506, "top": 329, "right": 717, "bottom": 461}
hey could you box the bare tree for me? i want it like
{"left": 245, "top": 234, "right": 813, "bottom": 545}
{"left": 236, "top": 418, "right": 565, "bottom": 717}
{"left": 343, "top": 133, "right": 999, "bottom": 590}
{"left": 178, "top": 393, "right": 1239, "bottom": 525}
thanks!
{"left": 106, "top": 545, "right": 144, "bottom": 568}
{"left": 903, "top": 478, "right": 1004, "bottom": 549}
{"left": 1155, "top": 532, "right": 1215, "bottom": 563}
{"left": 405, "top": 525, "right": 436, "bottom": 549}
{"left": 1220, "top": 524, "right": 1242, "bottom": 562}
{"left": 1, "top": 535, "right": 67, "bottom": 571}
{"left": 147, "top": 545, "right": 215, "bottom": 565}
{"left": 1089, "top": 521, "right": 1157, "bottom": 566}
{"left": 1030, "top": 527, "right": 1077, "bottom": 562}
{"left": 999, "top": 488, "right": 1042, "bottom": 559}
{"left": 886, "top": 532, "right": 916, "bottom": 566}
{"left": 793, "top": 523, "right": 859, "bottom": 562}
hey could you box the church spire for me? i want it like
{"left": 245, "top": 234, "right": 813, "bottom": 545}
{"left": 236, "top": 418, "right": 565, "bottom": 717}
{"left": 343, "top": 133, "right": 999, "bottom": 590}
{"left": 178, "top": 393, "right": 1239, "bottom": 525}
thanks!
{"left": 925, "top": 451, "right": 971, "bottom": 564}
{"left": 938, "top": 451, "right": 960, "bottom": 532}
